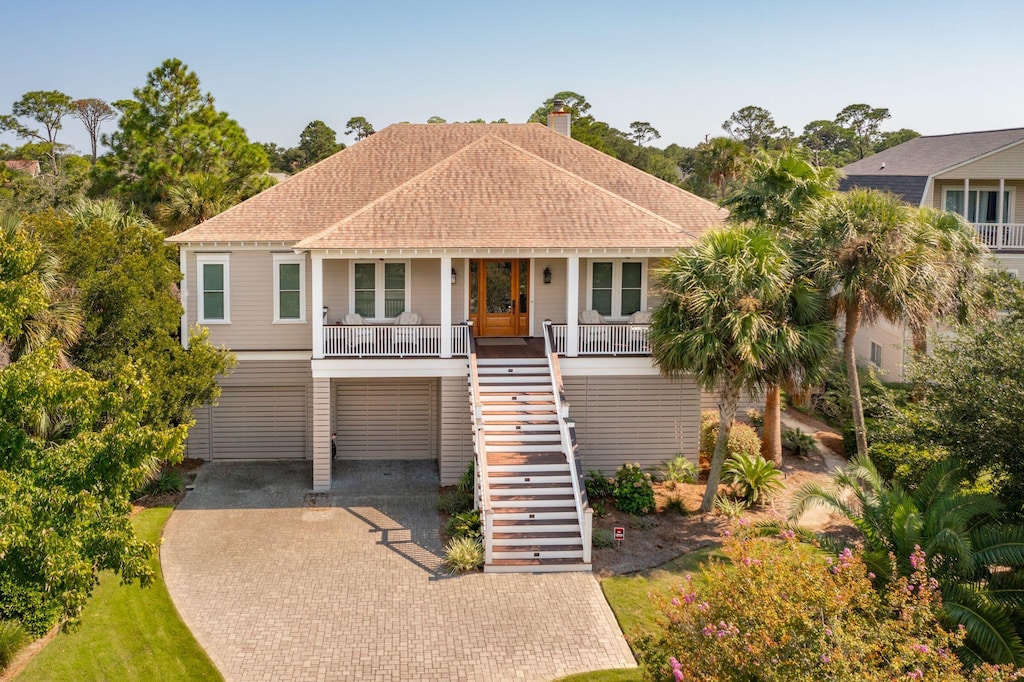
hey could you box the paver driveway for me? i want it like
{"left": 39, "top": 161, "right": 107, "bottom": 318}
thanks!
{"left": 162, "top": 460, "right": 636, "bottom": 681}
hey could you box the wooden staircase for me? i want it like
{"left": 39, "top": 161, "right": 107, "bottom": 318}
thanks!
{"left": 474, "top": 357, "right": 590, "bottom": 572}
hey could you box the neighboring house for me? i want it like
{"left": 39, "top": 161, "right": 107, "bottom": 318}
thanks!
{"left": 839, "top": 128, "right": 1024, "bottom": 379}
{"left": 3, "top": 159, "right": 41, "bottom": 177}
{"left": 167, "top": 112, "right": 728, "bottom": 571}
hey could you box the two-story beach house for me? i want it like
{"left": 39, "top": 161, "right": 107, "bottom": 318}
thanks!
{"left": 167, "top": 110, "right": 728, "bottom": 571}
{"left": 839, "top": 128, "right": 1024, "bottom": 379}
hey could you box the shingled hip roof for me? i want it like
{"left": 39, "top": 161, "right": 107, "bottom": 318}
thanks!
{"left": 167, "top": 123, "right": 726, "bottom": 249}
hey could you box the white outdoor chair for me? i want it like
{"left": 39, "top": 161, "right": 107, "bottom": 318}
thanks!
{"left": 393, "top": 311, "right": 423, "bottom": 346}
{"left": 628, "top": 310, "right": 652, "bottom": 324}
{"left": 579, "top": 309, "right": 609, "bottom": 351}
{"left": 342, "top": 313, "right": 375, "bottom": 349}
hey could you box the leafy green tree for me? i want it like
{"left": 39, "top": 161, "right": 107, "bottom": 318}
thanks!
{"left": 0, "top": 153, "right": 91, "bottom": 213}
{"left": 155, "top": 172, "right": 239, "bottom": 233}
{"left": 875, "top": 128, "right": 920, "bottom": 153}
{"left": 344, "top": 116, "right": 375, "bottom": 141}
{"left": 722, "top": 151, "right": 839, "bottom": 463}
{"left": 528, "top": 91, "right": 592, "bottom": 124}
{"left": 835, "top": 104, "right": 891, "bottom": 160}
{"left": 797, "top": 189, "right": 936, "bottom": 457}
{"left": 426, "top": 116, "right": 447, "bottom": 124}
{"left": 791, "top": 454, "right": 1024, "bottom": 665}
{"left": 0, "top": 90, "right": 75, "bottom": 175}
{"left": 94, "top": 58, "right": 270, "bottom": 226}
{"left": 687, "top": 136, "right": 748, "bottom": 200}
{"left": 71, "top": 98, "right": 116, "bottom": 166}
{"left": 650, "top": 223, "right": 832, "bottom": 511}
{"left": 297, "top": 120, "right": 344, "bottom": 167}
{"left": 722, "top": 105, "right": 791, "bottom": 151}
{"left": 27, "top": 201, "right": 233, "bottom": 428}
{"left": 800, "top": 119, "right": 853, "bottom": 166}
{"left": 629, "top": 121, "right": 660, "bottom": 146}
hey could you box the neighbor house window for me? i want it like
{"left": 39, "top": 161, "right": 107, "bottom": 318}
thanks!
{"left": 273, "top": 254, "right": 306, "bottom": 323}
{"left": 870, "top": 341, "right": 883, "bottom": 367}
{"left": 588, "top": 260, "right": 645, "bottom": 318}
{"left": 351, "top": 260, "right": 409, "bottom": 319}
{"left": 196, "top": 254, "right": 230, "bottom": 323}
{"left": 944, "top": 188, "right": 1012, "bottom": 223}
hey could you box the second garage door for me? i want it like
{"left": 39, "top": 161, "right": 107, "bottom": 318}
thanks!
{"left": 335, "top": 379, "right": 437, "bottom": 459}
{"left": 211, "top": 386, "right": 308, "bottom": 459}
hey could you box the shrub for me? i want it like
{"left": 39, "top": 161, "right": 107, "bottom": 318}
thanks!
{"left": 590, "top": 500, "right": 608, "bottom": 517}
{"left": 664, "top": 496, "right": 689, "bottom": 516}
{"left": 700, "top": 411, "right": 760, "bottom": 459}
{"left": 662, "top": 455, "right": 698, "bottom": 487}
{"left": 592, "top": 528, "right": 615, "bottom": 549}
{"left": 134, "top": 468, "right": 184, "bottom": 498}
{"left": 637, "top": 533, "right": 980, "bottom": 681}
{"left": 869, "top": 442, "right": 948, "bottom": 489}
{"left": 714, "top": 495, "right": 747, "bottom": 519}
{"left": 745, "top": 408, "right": 764, "bottom": 430}
{"left": 613, "top": 463, "right": 655, "bottom": 516}
{"left": 585, "top": 470, "right": 614, "bottom": 500}
{"left": 456, "top": 461, "right": 475, "bottom": 495}
{"left": 0, "top": 620, "right": 27, "bottom": 671}
{"left": 722, "top": 452, "right": 784, "bottom": 504}
{"left": 782, "top": 427, "right": 816, "bottom": 457}
{"left": 0, "top": 570, "right": 63, "bottom": 637}
{"left": 437, "top": 488, "right": 474, "bottom": 515}
{"left": 443, "top": 537, "right": 483, "bottom": 574}
{"left": 444, "top": 510, "right": 481, "bottom": 540}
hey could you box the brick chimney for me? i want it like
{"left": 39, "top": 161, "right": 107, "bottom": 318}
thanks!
{"left": 547, "top": 99, "right": 571, "bottom": 136}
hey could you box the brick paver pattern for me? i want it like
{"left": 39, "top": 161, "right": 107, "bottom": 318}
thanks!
{"left": 162, "top": 460, "right": 636, "bottom": 681}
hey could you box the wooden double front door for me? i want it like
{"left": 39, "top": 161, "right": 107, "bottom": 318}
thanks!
{"left": 469, "top": 259, "right": 530, "bottom": 337}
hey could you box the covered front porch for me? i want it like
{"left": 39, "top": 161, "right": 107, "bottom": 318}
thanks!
{"left": 309, "top": 253, "right": 656, "bottom": 359}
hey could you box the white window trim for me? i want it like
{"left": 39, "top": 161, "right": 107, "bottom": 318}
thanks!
{"left": 348, "top": 259, "right": 412, "bottom": 321}
{"left": 869, "top": 340, "right": 883, "bottom": 368}
{"left": 273, "top": 254, "right": 306, "bottom": 323}
{"left": 196, "top": 254, "right": 230, "bottom": 324}
{"left": 585, "top": 259, "right": 648, "bottom": 320}
{"left": 941, "top": 186, "right": 1015, "bottom": 223}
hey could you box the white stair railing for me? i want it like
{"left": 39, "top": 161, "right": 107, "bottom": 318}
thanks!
{"left": 547, "top": 323, "right": 650, "bottom": 356}
{"left": 464, "top": 322, "right": 494, "bottom": 564}
{"left": 543, "top": 321, "right": 592, "bottom": 564}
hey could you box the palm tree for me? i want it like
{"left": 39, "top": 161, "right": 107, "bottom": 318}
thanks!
{"left": 797, "top": 189, "right": 936, "bottom": 457}
{"left": 790, "top": 454, "right": 1024, "bottom": 665}
{"left": 650, "top": 223, "right": 832, "bottom": 511}
{"left": 1, "top": 212, "right": 82, "bottom": 368}
{"left": 693, "top": 137, "right": 748, "bottom": 199}
{"left": 155, "top": 172, "right": 238, "bottom": 233}
{"left": 722, "top": 151, "right": 839, "bottom": 463}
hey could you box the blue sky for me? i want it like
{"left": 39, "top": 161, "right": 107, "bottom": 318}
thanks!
{"left": 3, "top": 0, "right": 1023, "bottom": 154}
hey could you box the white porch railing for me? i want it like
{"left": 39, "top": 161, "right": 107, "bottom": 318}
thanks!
{"left": 323, "top": 323, "right": 470, "bottom": 357}
{"left": 974, "top": 223, "right": 1024, "bottom": 250}
{"left": 548, "top": 323, "right": 651, "bottom": 355}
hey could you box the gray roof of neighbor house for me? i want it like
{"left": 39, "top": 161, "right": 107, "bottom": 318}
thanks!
{"left": 839, "top": 128, "right": 1024, "bottom": 204}
{"left": 167, "top": 123, "right": 727, "bottom": 249}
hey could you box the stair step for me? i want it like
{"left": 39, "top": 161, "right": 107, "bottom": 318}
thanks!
{"left": 483, "top": 432, "right": 561, "bottom": 442}
{"left": 491, "top": 481, "right": 572, "bottom": 491}
{"left": 485, "top": 558, "right": 591, "bottom": 573}
{"left": 491, "top": 530, "right": 582, "bottom": 539}
{"left": 490, "top": 496, "right": 575, "bottom": 507}
{"left": 483, "top": 422, "right": 560, "bottom": 432}
{"left": 486, "top": 452, "right": 567, "bottom": 466}
{"left": 486, "top": 445, "right": 564, "bottom": 454}
{"left": 492, "top": 523, "right": 579, "bottom": 533}
{"left": 488, "top": 463, "right": 569, "bottom": 473}
{"left": 490, "top": 534, "right": 582, "bottom": 546}
{"left": 491, "top": 548, "right": 584, "bottom": 560}
{"left": 491, "top": 509, "right": 578, "bottom": 520}
{"left": 476, "top": 358, "right": 547, "bottom": 366}
{"left": 488, "top": 475, "right": 571, "bottom": 487}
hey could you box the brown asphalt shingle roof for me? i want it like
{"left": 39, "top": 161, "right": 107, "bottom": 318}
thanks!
{"left": 168, "top": 123, "right": 726, "bottom": 249}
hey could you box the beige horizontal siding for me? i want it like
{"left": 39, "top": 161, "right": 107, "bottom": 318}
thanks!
{"left": 186, "top": 405, "right": 211, "bottom": 459}
{"left": 934, "top": 143, "right": 1024, "bottom": 180}
{"left": 439, "top": 375, "right": 473, "bottom": 485}
{"left": 334, "top": 379, "right": 438, "bottom": 460}
{"left": 700, "top": 385, "right": 766, "bottom": 415}
{"left": 185, "top": 249, "right": 312, "bottom": 351}
{"left": 564, "top": 375, "right": 700, "bottom": 474}
{"left": 533, "top": 258, "right": 568, "bottom": 327}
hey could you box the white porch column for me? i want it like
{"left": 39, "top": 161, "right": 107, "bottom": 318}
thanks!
{"left": 312, "top": 253, "right": 324, "bottom": 359}
{"left": 179, "top": 247, "right": 189, "bottom": 350}
{"left": 440, "top": 256, "right": 453, "bottom": 358}
{"left": 566, "top": 256, "right": 580, "bottom": 357}
{"left": 999, "top": 178, "right": 1006, "bottom": 249}
{"left": 312, "top": 377, "right": 332, "bottom": 491}
{"left": 963, "top": 178, "right": 970, "bottom": 221}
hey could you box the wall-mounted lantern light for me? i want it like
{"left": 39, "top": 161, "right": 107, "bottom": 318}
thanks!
{"left": 451, "top": 267, "right": 457, "bottom": 285}
{"left": 543, "top": 267, "right": 552, "bottom": 284}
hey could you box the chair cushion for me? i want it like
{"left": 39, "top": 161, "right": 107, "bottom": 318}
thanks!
{"left": 394, "top": 311, "right": 422, "bottom": 325}
{"left": 628, "top": 310, "right": 652, "bottom": 324}
{"left": 343, "top": 313, "right": 367, "bottom": 325}
{"left": 579, "top": 309, "right": 605, "bottom": 324}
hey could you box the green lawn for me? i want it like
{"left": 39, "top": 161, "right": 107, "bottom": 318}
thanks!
{"left": 552, "top": 546, "right": 722, "bottom": 682}
{"left": 17, "top": 506, "right": 222, "bottom": 681}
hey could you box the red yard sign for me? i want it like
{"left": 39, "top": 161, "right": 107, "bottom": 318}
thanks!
{"left": 613, "top": 527, "right": 624, "bottom": 541}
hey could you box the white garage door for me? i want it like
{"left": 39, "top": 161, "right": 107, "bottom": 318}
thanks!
{"left": 335, "top": 380, "right": 436, "bottom": 459}
{"left": 211, "top": 386, "right": 308, "bottom": 459}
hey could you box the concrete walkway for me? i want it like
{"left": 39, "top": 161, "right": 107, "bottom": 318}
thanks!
{"left": 162, "top": 460, "right": 635, "bottom": 681}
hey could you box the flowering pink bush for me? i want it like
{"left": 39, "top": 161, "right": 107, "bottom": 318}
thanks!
{"left": 637, "top": 531, "right": 1023, "bottom": 681}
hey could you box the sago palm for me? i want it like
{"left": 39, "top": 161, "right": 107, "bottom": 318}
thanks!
{"left": 650, "top": 223, "right": 832, "bottom": 512}
{"left": 790, "top": 454, "right": 1024, "bottom": 665}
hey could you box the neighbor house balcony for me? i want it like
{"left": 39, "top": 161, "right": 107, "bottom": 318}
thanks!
{"left": 974, "top": 222, "right": 1024, "bottom": 251}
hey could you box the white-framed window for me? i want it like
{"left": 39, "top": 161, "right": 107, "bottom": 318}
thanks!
{"left": 587, "top": 260, "right": 645, "bottom": 318}
{"left": 349, "top": 260, "right": 409, "bottom": 320}
{"left": 273, "top": 254, "right": 306, "bottom": 323}
{"left": 870, "top": 341, "right": 883, "bottom": 367}
{"left": 943, "top": 187, "right": 1013, "bottom": 223}
{"left": 196, "top": 254, "right": 230, "bottom": 324}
